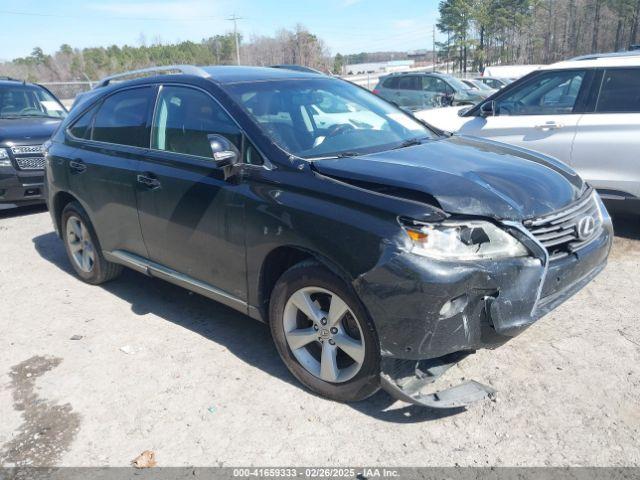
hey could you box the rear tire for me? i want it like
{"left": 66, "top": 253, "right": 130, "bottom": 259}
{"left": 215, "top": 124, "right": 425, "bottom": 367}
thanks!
{"left": 269, "top": 262, "right": 380, "bottom": 402}
{"left": 61, "top": 201, "right": 122, "bottom": 285}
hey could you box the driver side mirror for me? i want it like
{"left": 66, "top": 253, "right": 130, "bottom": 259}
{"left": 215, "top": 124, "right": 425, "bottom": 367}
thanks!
{"left": 480, "top": 100, "right": 496, "bottom": 117}
{"left": 208, "top": 134, "right": 240, "bottom": 168}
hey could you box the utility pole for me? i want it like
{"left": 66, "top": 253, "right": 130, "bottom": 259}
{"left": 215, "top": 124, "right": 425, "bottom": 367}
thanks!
{"left": 433, "top": 25, "right": 436, "bottom": 72}
{"left": 227, "top": 14, "right": 243, "bottom": 65}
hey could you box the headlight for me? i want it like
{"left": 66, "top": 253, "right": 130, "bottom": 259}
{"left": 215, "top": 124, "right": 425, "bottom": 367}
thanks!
{"left": 0, "top": 148, "right": 11, "bottom": 167}
{"left": 402, "top": 219, "right": 529, "bottom": 260}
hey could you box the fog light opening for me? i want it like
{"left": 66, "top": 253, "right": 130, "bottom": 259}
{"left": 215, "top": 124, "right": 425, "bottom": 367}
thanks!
{"left": 439, "top": 294, "right": 469, "bottom": 319}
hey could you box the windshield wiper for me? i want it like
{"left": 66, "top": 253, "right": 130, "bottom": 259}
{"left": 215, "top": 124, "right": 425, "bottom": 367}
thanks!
{"left": 306, "top": 151, "right": 361, "bottom": 161}
{"left": 392, "top": 137, "right": 429, "bottom": 150}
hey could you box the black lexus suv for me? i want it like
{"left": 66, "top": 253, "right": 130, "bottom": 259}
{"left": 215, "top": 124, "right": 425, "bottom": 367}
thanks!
{"left": 45, "top": 66, "right": 612, "bottom": 408}
{"left": 0, "top": 78, "right": 67, "bottom": 207}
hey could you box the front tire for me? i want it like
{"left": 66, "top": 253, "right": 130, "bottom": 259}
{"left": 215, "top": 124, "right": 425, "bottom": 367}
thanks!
{"left": 269, "top": 262, "right": 380, "bottom": 402}
{"left": 61, "top": 201, "right": 122, "bottom": 285}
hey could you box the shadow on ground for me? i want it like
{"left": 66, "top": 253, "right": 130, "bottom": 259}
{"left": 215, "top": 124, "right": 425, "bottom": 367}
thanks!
{"left": 0, "top": 203, "right": 47, "bottom": 219}
{"left": 609, "top": 211, "right": 640, "bottom": 241}
{"left": 32, "top": 231, "right": 459, "bottom": 423}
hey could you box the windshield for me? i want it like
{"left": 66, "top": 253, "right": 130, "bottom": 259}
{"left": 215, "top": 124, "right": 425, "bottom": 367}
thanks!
{"left": 224, "top": 78, "right": 436, "bottom": 159}
{"left": 0, "top": 84, "right": 67, "bottom": 119}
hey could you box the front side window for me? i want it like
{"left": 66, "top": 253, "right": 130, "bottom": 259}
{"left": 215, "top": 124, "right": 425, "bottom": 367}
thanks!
{"left": 225, "top": 77, "right": 436, "bottom": 159}
{"left": 151, "top": 86, "right": 241, "bottom": 159}
{"left": 494, "top": 70, "right": 586, "bottom": 116}
{"left": 0, "top": 84, "right": 67, "bottom": 119}
{"left": 422, "top": 77, "right": 453, "bottom": 95}
{"left": 596, "top": 68, "right": 640, "bottom": 113}
{"left": 92, "top": 87, "right": 153, "bottom": 147}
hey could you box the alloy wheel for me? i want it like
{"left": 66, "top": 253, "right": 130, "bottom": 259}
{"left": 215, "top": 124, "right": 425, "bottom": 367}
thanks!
{"left": 66, "top": 215, "right": 96, "bottom": 273}
{"left": 283, "top": 286, "right": 365, "bottom": 383}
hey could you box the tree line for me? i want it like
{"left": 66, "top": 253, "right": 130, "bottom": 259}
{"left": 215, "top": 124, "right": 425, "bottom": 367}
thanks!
{"left": 0, "top": 25, "right": 331, "bottom": 82}
{"left": 2, "top": 2, "right": 638, "bottom": 84}
{"left": 437, "top": 0, "right": 640, "bottom": 73}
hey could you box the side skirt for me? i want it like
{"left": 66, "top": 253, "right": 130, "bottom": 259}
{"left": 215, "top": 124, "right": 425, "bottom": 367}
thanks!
{"left": 104, "top": 249, "right": 266, "bottom": 322}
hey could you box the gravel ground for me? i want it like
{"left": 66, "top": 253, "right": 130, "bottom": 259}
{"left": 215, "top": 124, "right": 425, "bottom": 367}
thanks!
{"left": 0, "top": 205, "right": 638, "bottom": 467}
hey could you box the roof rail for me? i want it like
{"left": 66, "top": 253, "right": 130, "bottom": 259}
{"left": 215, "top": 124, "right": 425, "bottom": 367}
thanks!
{"left": 96, "top": 65, "right": 210, "bottom": 88}
{"left": 570, "top": 50, "right": 640, "bottom": 61}
{"left": 0, "top": 76, "right": 25, "bottom": 83}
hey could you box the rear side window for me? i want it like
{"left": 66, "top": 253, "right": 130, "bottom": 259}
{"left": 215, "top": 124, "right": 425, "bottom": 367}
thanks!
{"left": 151, "top": 86, "right": 241, "bottom": 159}
{"left": 596, "top": 68, "right": 640, "bottom": 113}
{"left": 92, "top": 87, "right": 153, "bottom": 147}
{"left": 396, "top": 76, "right": 421, "bottom": 91}
{"left": 68, "top": 104, "right": 98, "bottom": 139}
{"left": 382, "top": 77, "right": 399, "bottom": 89}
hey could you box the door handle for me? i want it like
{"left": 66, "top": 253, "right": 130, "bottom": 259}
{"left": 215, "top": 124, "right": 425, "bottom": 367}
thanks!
{"left": 535, "top": 122, "right": 564, "bottom": 131}
{"left": 69, "top": 159, "right": 86, "bottom": 173}
{"left": 137, "top": 173, "right": 161, "bottom": 189}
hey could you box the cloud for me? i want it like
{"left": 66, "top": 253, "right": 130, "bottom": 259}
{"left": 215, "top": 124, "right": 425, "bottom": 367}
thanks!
{"left": 87, "top": 1, "right": 217, "bottom": 20}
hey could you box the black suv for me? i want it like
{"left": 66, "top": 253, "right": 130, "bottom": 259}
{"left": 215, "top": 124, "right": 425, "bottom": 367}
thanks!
{"left": 45, "top": 66, "right": 612, "bottom": 408}
{"left": 0, "top": 78, "right": 67, "bottom": 207}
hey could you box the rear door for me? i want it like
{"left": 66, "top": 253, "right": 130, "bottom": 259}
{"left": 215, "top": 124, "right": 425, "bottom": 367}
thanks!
{"left": 458, "top": 69, "right": 589, "bottom": 164}
{"left": 64, "top": 86, "right": 153, "bottom": 257}
{"left": 135, "top": 84, "right": 248, "bottom": 300}
{"left": 571, "top": 67, "right": 640, "bottom": 199}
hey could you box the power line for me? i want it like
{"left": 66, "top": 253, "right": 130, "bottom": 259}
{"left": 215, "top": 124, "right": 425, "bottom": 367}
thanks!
{"left": 0, "top": 9, "right": 221, "bottom": 22}
{"left": 227, "top": 14, "right": 243, "bottom": 65}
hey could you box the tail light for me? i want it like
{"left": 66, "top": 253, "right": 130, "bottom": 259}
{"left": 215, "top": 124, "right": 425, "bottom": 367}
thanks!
{"left": 372, "top": 89, "right": 380, "bottom": 95}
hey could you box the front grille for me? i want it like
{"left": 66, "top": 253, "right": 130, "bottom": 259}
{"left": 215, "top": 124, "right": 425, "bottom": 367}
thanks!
{"left": 524, "top": 192, "right": 601, "bottom": 261}
{"left": 11, "top": 145, "right": 44, "bottom": 155}
{"left": 15, "top": 157, "right": 45, "bottom": 170}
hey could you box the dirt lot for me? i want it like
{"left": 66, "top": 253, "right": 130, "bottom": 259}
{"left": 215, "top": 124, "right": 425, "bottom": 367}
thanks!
{"left": 0, "top": 205, "right": 638, "bottom": 467}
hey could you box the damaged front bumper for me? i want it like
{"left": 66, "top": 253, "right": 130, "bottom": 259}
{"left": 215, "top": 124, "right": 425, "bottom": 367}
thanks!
{"left": 354, "top": 207, "right": 613, "bottom": 408}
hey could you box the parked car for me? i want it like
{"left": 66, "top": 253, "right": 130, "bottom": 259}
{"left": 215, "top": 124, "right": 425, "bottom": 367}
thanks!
{"left": 474, "top": 76, "right": 512, "bottom": 90}
{"left": 416, "top": 52, "right": 640, "bottom": 213}
{"left": 373, "top": 72, "right": 490, "bottom": 111}
{"left": 461, "top": 78, "right": 498, "bottom": 94}
{"left": 0, "top": 77, "right": 67, "bottom": 207}
{"left": 46, "top": 65, "right": 612, "bottom": 408}
{"left": 482, "top": 64, "right": 544, "bottom": 79}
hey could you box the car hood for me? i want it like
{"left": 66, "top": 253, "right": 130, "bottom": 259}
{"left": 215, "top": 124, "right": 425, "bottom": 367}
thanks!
{"left": 0, "top": 118, "right": 62, "bottom": 146}
{"left": 414, "top": 106, "right": 470, "bottom": 132}
{"left": 312, "top": 135, "right": 585, "bottom": 221}
{"left": 459, "top": 90, "right": 488, "bottom": 101}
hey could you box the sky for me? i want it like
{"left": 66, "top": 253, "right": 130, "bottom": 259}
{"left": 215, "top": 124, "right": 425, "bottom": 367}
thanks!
{"left": 0, "top": 0, "right": 442, "bottom": 61}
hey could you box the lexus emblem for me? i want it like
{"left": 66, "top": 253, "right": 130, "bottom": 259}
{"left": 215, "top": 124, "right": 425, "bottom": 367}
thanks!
{"left": 577, "top": 216, "right": 596, "bottom": 240}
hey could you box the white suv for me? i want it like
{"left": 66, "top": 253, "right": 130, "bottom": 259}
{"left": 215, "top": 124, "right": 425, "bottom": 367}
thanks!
{"left": 415, "top": 52, "right": 640, "bottom": 213}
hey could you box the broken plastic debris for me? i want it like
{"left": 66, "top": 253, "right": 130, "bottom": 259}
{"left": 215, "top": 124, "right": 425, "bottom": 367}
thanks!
{"left": 131, "top": 450, "right": 156, "bottom": 469}
{"left": 207, "top": 406, "right": 217, "bottom": 413}
{"left": 70, "top": 335, "right": 83, "bottom": 341}
{"left": 119, "top": 345, "right": 134, "bottom": 355}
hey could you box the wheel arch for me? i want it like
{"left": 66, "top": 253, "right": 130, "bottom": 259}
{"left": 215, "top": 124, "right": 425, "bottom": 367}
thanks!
{"left": 257, "top": 245, "right": 356, "bottom": 322}
{"left": 51, "top": 191, "right": 80, "bottom": 237}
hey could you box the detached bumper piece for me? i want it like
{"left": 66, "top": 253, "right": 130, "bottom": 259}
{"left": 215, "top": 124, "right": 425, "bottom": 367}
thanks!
{"left": 380, "top": 353, "right": 496, "bottom": 409}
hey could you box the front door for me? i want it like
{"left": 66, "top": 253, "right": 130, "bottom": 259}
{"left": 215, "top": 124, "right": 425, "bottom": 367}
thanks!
{"left": 458, "top": 69, "right": 588, "bottom": 163}
{"left": 135, "top": 85, "right": 247, "bottom": 301}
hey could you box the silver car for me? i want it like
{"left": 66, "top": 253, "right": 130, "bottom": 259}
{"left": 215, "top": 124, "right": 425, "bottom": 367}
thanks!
{"left": 373, "top": 72, "right": 489, "bottom": 111}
